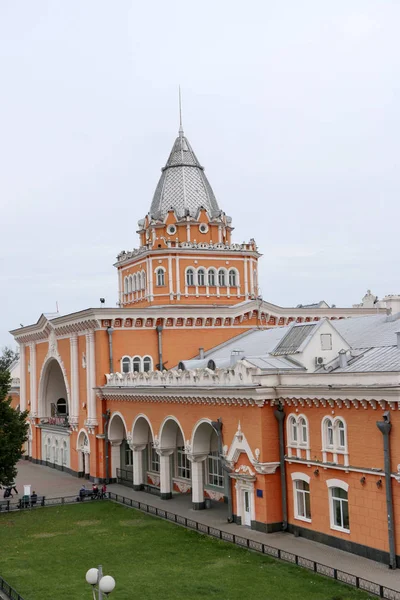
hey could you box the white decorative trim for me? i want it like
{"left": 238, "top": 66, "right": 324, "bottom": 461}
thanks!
{"left": 326, "top": 478, "right": 349, "bottom": 492}
{"left": 291, "top": 472, "right": 311, "bottom": 484}
{"left": 37, "top": 329, "right": 71, "bottom": 418}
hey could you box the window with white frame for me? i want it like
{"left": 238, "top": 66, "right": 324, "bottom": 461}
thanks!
{"left": 62, "top": 441, "right": 67, "bottom": 465}
{"left": 122, "top": 356, "right": 131, "bottom": 373}
{"left": 142, "top": 271, "right": 146, "bottom": 291}
{"left": 228, "top": 269, "right": 237, "bottom": 287}
{"left": 320, "top": 333, "right": 332, "bottom": 351}
{"left": 124, "top": 442, "right": 133, "bottom": 466}
{"left": 156, "top": 268, "right": 165, "bottom": 286}
{"left": 143, "top": 356, "right": 152, "bottom": 372}
{"left": 291, "top": 474, "right": 311, "bottom": 521}
{"left": 327, "top": 480, "right": 349, "bottom": 532}
{"left": 132, "top": 356, "right": 141, "bottom": 372}
{"left": 137, "top": 272, "right": 141, "bottom": 290}
{"left": 176, "top": 446, "right": 191, "bottom": 479}
{"left": 287, "top": 414, "right": 310, "bottom": 459}
{"left": 124, "top": 278, "right": 128, "bottom": 294}
{"left": 132, "top": 274, "right": 137, "bottom": 292}
{"left": 208, "top": 269, "right": 216, "bottom": 286}
{"left": 207, "top": 450, "right": 223, "bottom": 487}
{"left": 299, "top": 417, "right": 308, "bottom": 445}
{"left": 288, "top": 416, "right": 298, "bottom": 444}
{"left": 322, "top": 417, "right": 347, "bottom": 457}
{"left": 197, "top": 268, "right": 206, "bottom": 286}
{"left": 186, "top": 268, "right": 195, "bottom": 286}
{"left": 218, "top": 269, "right": 226, "bottom": 287}
{"left": 148, "top": 444, "right": 160, "bottom": 472}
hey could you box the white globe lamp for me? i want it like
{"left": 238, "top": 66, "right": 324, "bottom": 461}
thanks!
{"left": 85, "top": 568, "right": 99, "bottom": 585}
{"left": 99, "top": 575, "right": 116, "bottom": 595}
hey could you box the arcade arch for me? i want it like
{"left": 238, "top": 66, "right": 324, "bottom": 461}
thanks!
{"left": 77, "top": 429, "right": 90, "bottom": 478}
{"left": 108, "top": 412, "right": 128, "bottom": 480}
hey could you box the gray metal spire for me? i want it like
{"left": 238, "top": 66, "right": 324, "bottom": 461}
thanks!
{"left": 149, "top": 120, "right": 221, "bottom": 220}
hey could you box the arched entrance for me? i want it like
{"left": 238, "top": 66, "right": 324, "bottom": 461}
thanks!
{"left": 159, "top": 418, "right": 189, "bottom": 500}
{"left": 77, "top": 429, "right": 90, "bottom": 478}
{"left": 130, "top": 416, "right": 155, "bottom": 491}
{"left": 108, "top": 413, "right": 128, "bottom": 481}
{"left": 38, "top": 358, "right": 71, "bottom": 470}
{"left": 191, "top": 421, "right": 225, "bottom": 510}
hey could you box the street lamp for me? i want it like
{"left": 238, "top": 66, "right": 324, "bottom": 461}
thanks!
{"left": 86, "top": 565, "right": 116, "bottom": 599}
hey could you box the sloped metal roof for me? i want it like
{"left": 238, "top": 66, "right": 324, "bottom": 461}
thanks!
{"left": 334, "top": 346, "right": 400, "bottom": 373}
{"left": 270, "top": 323, "right": 317, "bottom": 356}
{"left": 149, "top": 133, "right": 221, "bottom": 220}
{"left": 244, "top": 355, "right": 304, "bottom": 370}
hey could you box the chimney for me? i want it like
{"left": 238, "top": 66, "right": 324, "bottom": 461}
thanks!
{"left": 199, "top": 347, "right": 205, "bottom": 359}
{"left": 230, "top": 349, "right": 245, "bottom": 367}
{"left": 396, "top": 332, "right": 400, "bottom": 350}
{"left": 338, "top": 350, "right": 348, "bottom": 369}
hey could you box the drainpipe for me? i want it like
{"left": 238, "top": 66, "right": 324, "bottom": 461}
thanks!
{"left": 103, "top": 409, "right": 111, "bottom": 484}
{"left": 377, "top": 412, "right": 397, "bottom": 569}
{"left": 156, "top": 325, "right": 163, "bottom": 371}
{"left": 274, "top": 402, "right": 288, "bottom": 531}
{"left": 106, "top": 327, "right": 114, "bottom": 374}
{"left": 211, "top": 418, "right": 234, "bottom": 523}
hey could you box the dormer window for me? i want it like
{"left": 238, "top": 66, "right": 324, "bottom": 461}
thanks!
{"left": 320, "top": 333, "right": 332, "bottom": 351}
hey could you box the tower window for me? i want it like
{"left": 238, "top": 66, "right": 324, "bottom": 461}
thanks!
{"left": 186, "top": 269, "right": 195, "bottom": 286}
{"left": 208, "top": 269, "right": 216, "bottom": 286}
{"left": 167, "top": 224, "right": 177, "bottom": 235}
{"left": 156, "top": 268, "right": 165, "bottom": 286}
{"left": 197, "top": 269, "right": 205, "bottom": 286}
{"left": 56, "top": 398, "right": 68, "bottom": 416}
{"left": 228, "top": 269, "right": 237, "bottom": 287}
{"left": 218, "top": 269, "right": 226, "bottom": 287}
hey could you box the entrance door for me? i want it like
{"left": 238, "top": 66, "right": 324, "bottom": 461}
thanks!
{"left": 243, "top": 490, "right": 251, "bottom": 526}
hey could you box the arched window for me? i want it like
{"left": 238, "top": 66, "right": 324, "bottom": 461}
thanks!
{"left": 228, "top": 269, "right": 237, "bottom": 287}
{"left": 156, "top": 268, "right": 165, "bottom": 287}
{"left": 336, "top": 420, "right": 345, "bottom": 449}
{"left": 143, "top": 356, "right": 152, "bottom": 372}
{"left": 141, "top": 271, "right": 146, "bottom": 291}
{"left": 122, "top": 356, "right": 131, "bottom": 373}
{"left": 208, "top": 269, "right": 216, "bottom": 286}
{"left": 299, "top": 417, "right": 308, "bottom": 445}
{"left": 124, "top": 277, "right": 128, "bottom": 294}
{"left": 132, "top": 356, "right": 141, "bottom": 372}
{"left": 324, "top": 418, "right": 334, "bottom": 448}
{"left": 132, "top": 274, "right": 137, "bottom": 292}
{"left": 197, "top": 269, "right": 205, "bottom": 286}
{"left": 186, "top": 269, "right": 195, "bottom": 286}
{"left": 218, "top": 269, "right": 226, "bottom": 287}
{"left": 137, "top": 272, "right": 141, "bottom": 290}
{"left": 292, "top": 476, "right": 311, "bottom": 521}
{"left": 56, "top": 398, "right": 67, "bottom": 416}
{"left": 289, "top": 416, "right": 297, "bottom": 444}
{"left": 327, "top": 480, "right": 349, "bottom": 532}
{"left": 55, "top": 440, "right": 59, "bottom": 464}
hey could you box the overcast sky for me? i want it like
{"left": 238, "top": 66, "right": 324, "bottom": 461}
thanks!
{"left": 1, "top": 1, "right": 399, "bottom": 348}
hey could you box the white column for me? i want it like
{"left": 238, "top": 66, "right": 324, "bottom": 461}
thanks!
{"left": 189, "top": 455, "right": 207, "bottom": 509}
{"left": 132, "top": 444, "right": 146, "bottom": 490}
{"left": 29, "top": 342, "right": 37, "bottom": 417}
{"left": 249, "top": 258, "right": 254, "bottom": 296}
{"left": 19, "top": 343, "right": 26, "bottom": 412}
{"left": 158, "top": 449, "right": 174, "bottom": 500}
{"left": 69, "top": 335, "right": 79, "bottom": 427}
{"left": 244, "top": 258, "right": 249, "bottom": 298}
{"left": 110, "top": 440, "right": 122, "bottom": 479}
{"left": 149, "top": 257, "right": 154, "bottom": 300}
{"left": 176, "top": 256, "right": 181, "bottom": 299}
{"left": 168, "top": 254, "right": 174, "bottom": 299}
{"left": 86, "top": 331, "right": 97, "bottom": 428}
{"left": 186, "top": 223, "right": 191, "bottom": 241}
{"left": 218, "top": 225, "right": 222, "bottom": 243}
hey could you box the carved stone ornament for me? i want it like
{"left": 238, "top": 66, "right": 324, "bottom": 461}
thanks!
{"left": 234, "top": 464, "right": 255, "bottom": 476}
{"left": 184, "top": 440, "right": 192, "bottom": 454}
{"left": 69, "top": 416, "right": 79, "bottom": 432}
{"left": 48, "top": 329, "right": 57, "bottom": 355}
{"left": 255, "top": 448, "right": 260, "bottom": 461}
{"left": 84, "top": 419, "right": 98, "bottom": 435}
{"left": 235, "top": 421, "right": 243, "bottom": 442}
{"left": 153, "top": 435, "right": 160, "bottom": 448}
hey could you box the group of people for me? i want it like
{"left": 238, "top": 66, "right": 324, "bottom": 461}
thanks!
{"left": 78, "top": 482, "right": 107, "bottom": 501}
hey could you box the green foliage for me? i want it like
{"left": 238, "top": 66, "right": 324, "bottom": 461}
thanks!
{"left": 0, "top": 346, "right": 19, "bottom": 373}
{"left": 0, "top": 369, "right": 28, "bottom": 486}
{"left": 0, "top": 502, "right": 372, "bottom": 600}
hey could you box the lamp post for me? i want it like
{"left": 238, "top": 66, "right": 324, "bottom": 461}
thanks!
{"left": 86, "top": 565, "right": 116, "bottom": 599}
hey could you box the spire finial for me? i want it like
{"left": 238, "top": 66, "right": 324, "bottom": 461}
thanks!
{"left": 179, "top": 85, "right": 184, "bottom": 136}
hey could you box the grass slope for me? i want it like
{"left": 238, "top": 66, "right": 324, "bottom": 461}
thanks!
{"left": 0, "top": 501, "right": 373, "bottom": 600}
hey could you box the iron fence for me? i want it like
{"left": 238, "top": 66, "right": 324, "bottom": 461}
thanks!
{"left": 1, "top": 491, "right": 399, "bottom": 599}
{"left": 0, "top": 574, "right": 26, "bottom": 600}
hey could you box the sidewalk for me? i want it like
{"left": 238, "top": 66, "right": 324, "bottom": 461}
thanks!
{"left": 13, "top": 460, "right": 400, "bottom": 593}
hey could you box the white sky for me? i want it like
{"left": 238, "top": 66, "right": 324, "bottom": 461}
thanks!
{"left": 1, "top": 1, "right": 399, "bottom": 347}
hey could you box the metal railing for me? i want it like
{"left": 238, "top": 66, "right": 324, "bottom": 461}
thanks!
{"left": 0, "top": 574, "right": 26, "bottom": 600}
{"left": 1, "top": 492, "right": 399, "bottom": 599}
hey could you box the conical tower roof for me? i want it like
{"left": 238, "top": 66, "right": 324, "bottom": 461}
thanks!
{"left": 149, "top": 131, "right": 221, "bottom": 220}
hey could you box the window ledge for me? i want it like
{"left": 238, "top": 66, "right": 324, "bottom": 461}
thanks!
{"left": 330, "top": 525, "right": 350, "bottom": 535}
{"left": 294, "top": 516, "right": 312, "bottom": 524}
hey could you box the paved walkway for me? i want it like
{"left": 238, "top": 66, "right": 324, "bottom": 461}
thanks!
{"left": 10, "top": 461, "right": 400, "bottom": 593}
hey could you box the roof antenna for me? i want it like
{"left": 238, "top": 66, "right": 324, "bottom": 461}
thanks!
{"left": 179, "top": 85, "right": 184, "bottom": 136}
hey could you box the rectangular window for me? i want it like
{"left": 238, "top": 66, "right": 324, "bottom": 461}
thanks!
{"left": 320, "top": 333, "right": 332, "bottom": 351}
{"left": 207, "top": 451, "right": 224, "bottom": 488}
{"left": 176, "top": 447, "right": 191, "bottom": 479}
{"left": 294, "top": 480, "right": 311, "bottom": 521}
{"left": 125, "top": 444, "right": 133, "bottom": 467}
{"left": 148, "top": 445, "right": 160, "bottom": 473}
{"left": 330, "top": 487, "right": 349, "bottom": 531}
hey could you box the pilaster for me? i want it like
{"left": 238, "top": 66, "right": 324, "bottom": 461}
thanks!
{"left": 19, "top": 343, "right": 26, "bottom": 412}
{"left": 69, "top": 334, "right": 79, "bottom": 429}
{"left": 187, "top": 454, "right": 207, "bottom": 509}
{"left": 29, "top": 342, "right": 37, "bottom": 417}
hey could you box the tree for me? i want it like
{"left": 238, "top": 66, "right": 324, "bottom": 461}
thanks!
{"left": 0, "top": 369, "right": 28, "bottom": 486}
{"left": 0, "top": 346, "right": 19, "bottom": 373}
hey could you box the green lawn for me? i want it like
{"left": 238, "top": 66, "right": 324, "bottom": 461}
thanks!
{"left": 0, "top": 501, "right": 373, "bottom": 600}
